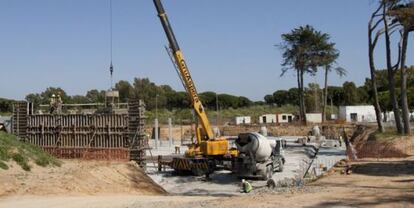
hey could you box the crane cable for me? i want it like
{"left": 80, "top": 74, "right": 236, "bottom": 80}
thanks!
{"left": 164, "top": 46, "right": 187, "bottom": 94}
{"left": 164, "top": 45, "right": 192, "bottom": 103}
{"left": 109, "top": 0, "right": 114, "bottom": 90}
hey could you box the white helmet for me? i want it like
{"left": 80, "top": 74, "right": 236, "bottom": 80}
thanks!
{"left": 51, "top": 94, "right": 56, "bottom": 98}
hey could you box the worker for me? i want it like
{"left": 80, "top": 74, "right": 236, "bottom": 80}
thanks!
{"left": 241, "top": 179, "right": 252, "bottom": 193}
{"left": 56, "top": 94, "right": 63, "bottom": 114}
{"left": 49, "top": 94, "right": 56, "bottom": 114}
{"left": 175, "top": 145, "right": 181, "bottom": 154}
{"left": 345, "top": 160, "right": 352, "bottom": 175}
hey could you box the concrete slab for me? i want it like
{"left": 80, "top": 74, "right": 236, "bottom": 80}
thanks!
{"left": 145, "top": 140, "right": 346, "bottom": 196}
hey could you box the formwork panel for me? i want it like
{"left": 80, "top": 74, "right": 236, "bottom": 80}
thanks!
{"left": 25, "top": 114, "right": 129, "bottom": 160}
{"left": 14, "top": 100, "right": 146, "bottom": 162}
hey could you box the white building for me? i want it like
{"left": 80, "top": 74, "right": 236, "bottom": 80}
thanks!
{"left": 259, "top": 114, "right": 277, "bottom": 124}
{"left": 235, "top": 116, "right": 251, "bottom": 125}
{"left": 277, "top": 113, "right": 294, "bottom": 123}
{"left": 384, "top": 111, "right": 414, "bottom": 122}
{"left": 306, "top": 113, "right": 322, "bottom": 123}
{"left": 339, "top": 105, "right": 377, "bottom": 123}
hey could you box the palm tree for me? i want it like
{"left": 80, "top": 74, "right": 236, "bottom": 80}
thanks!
{"left": 279, "top": 25, "right": 336, "bottom": 124}
{"left": 314, "top": 40, "right": 345, "bottom": 122}
{"left": 322, "top": 66, "right": 347, "bottom": 122}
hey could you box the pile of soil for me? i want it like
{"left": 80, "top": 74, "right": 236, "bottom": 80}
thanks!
{"left": 351, "top": 125, "right": 414, "bottom": 158}
{"left": 0, "top": 160, "right": 166, "bottom": 197}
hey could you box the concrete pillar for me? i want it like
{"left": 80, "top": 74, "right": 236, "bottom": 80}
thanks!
{"left": 260, "top": 126, "right": 267, "bottom": 136}
{"left": 154, "top": 118, "right": 158, "bottom": 149}
{"left": 168, "top": 118, "right": 172, "bottom": 147}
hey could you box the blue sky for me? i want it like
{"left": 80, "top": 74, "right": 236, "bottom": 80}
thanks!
{"left": 0, "top": 0, "right": 412, "bottom": 101}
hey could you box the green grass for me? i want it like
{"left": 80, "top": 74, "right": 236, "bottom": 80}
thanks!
{"left": 370, "top": 128, "right": 413, "bottom": 142}
{"left": 11, "top": 153, "right": 31, "bottom": 171}
{"left": 0, "top": 112, "right": 11, "bottom": 116}
{"left": 0, "top": 161, "right": 8, "bottom": 170}
{"left": 0, "top": 132, "right": 61, "bottom": 171}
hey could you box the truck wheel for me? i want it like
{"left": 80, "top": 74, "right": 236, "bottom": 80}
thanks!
{"left": 191, "top": 167, "right": 206, "bottom": 176}
{"left": 265, "top": 165, "right": 273, "bottom": 180}
{"left": 277, "top": 158, "right": 284, "bottom": 172}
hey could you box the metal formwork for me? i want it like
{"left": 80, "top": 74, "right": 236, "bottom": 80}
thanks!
{"left": 26, "top": 114, "right": 129, "bottom": 148}
{"left": 128, "top": 100, "right": 147, "bottom": 167}
{"left": 25, "top": 114, "right": 129, "bottom": 160}
{"left": 12, "top": 101, "right": 30, "bottom": 138}
{"left": 12, "top": 100, "right": 146, "bottom": 162}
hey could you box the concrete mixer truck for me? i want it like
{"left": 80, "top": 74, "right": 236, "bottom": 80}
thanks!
{"left": 232, "top": 132, "right": 285, "bottom": 180}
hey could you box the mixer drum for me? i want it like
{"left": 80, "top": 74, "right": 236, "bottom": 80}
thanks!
{"left": 235, "top": 132, "right": 272, "bottom": 162}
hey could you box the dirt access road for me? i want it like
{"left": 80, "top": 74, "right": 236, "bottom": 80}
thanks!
{"left": 1, "top": 157, "right": 413, "bottom": 208}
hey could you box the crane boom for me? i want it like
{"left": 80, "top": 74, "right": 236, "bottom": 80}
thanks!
{"left": 153, "top": 0, "right": 214, "bottom": 141}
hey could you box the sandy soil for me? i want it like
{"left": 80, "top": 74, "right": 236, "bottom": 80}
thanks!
{"left": 0, "top": 160, "right": 166, "bottom": 197}
{"left": 1, "top": 157, "right": 413, "bottom": 208}
{"left": 352, "top": 126, "right": 414, "bottom": 158}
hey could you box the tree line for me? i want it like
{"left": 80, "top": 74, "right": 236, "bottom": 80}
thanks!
{"left": 263, "top": 66, "right": 414, "bottom": 114}
{"left": 264, "top": 82, "right": 367, "bottom": 113}
{"left": 275, "top": 0, "right": 413, "bottom": 135}
{"left": 22, "top": 78, "right": 254, "bottom": 112}
{"left": 0, "top": 98, "right": 14, "bottom": 114}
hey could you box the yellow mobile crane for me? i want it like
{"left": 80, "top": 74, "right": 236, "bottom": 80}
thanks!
{"left": 153, "top": 0, "right": 236, "bottom": 175}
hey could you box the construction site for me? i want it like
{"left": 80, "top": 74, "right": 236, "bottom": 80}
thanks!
{"left": 1, "top": 0, "right": 414, "bottom": 207}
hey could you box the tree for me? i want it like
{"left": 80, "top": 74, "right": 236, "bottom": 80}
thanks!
{"left": 217, "top": 94, "right": 240, "bottom": 109}
{"left": 40, "top": 87, "right": 69, "bottom": 104}
{"left": 358, "top": 86, "right": 370, "bottom": 104}
{"left": 272, "top": 90, "right": 289, "bottom": 107}
{"left": 264, "top": 94, "right": 274, "bottom": 105}
{"left": 279, "top": 25, "right": 334, "bottom": 123}
{"left": 287, "top": 88, "right": 300, "bottom": 105}
{"left": 25, "top": 93, "right": 42, "bottom": 106}
{"left": 322, "top": 66, "right": 346, "bottom": 122}
{"left": 167, "top": 91, "right": 189, "bottom": 109}
{"left": 389, "top": 1, "right": 414, "bottom": 134}
{"left": 115, "top": 80, "right": 133, "bottom": 103}
{"left": 378, "top": 91, "right": 392, "bottom": 113}
{"left": 0, "top": 98, "right": 14, "bottom": 113}
{"left": 70, "top": 95, "right": 89, "bottom": 104}
{"left": 327, "top": 86, "right": 344, "bottom": 106}
{"left": 237, "top": 96, "right": 253, "bottom": 108}
{"left": 368, "top": 2, "right": 386, "bottom": 132}
{"left": 312, "top": 31, "right": 344, "bottom": 122}
{"left": 86, "top": 89, "right": 105, "bottom": 103}
{"left": 382, "top": 0, "right": 405, "bottom": 133}
{"left": 305, "top": 83, "right": 322, "bottom": 113}
{"left": 199, "top": 91, "right": 218, "bottom": 109}
{"left": 342, "top": 82, "right": 360, "bottom": 105}
{"left": 254, "top": 101, "right": 265, "bottom": 105}
{"left": 131, "top": 78, "right": 160, "bottom": 110}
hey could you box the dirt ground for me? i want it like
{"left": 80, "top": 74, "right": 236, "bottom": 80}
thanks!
{"left": 0, "top": 160, "right": 166, "bottom": 197}
{"left": 1, "top": 157, "right": 413, "bottom": 208}
{"left": 1, "top": 126, "right": 412, "bottom": 207}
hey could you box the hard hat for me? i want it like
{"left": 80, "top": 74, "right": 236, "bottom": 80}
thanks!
{"left": 51, "top": 94, "right": 56, "bottom": 97}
